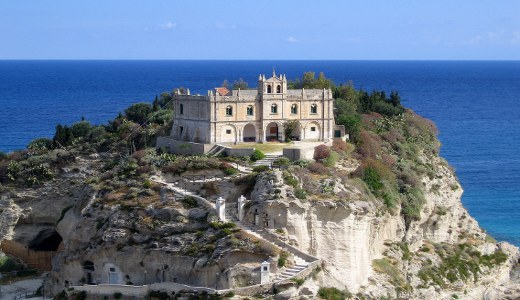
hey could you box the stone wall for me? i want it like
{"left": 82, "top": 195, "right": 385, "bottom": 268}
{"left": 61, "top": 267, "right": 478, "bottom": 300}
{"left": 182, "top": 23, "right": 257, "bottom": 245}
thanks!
{"left": 156, "top": 137, "right": 213, "bottom": 155}
{"left": 1, "top": 239, "right": 58, "bottom": 271}
{"left": 70, "top": 282, "right": 214, "bottom": 298}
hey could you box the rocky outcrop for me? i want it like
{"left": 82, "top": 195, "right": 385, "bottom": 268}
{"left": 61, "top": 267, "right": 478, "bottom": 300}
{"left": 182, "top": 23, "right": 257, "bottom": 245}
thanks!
{"left": 244, "top": 155, "right": 519, "bottom": 299}
{"left": 0, "top": 197, "right": 24, "bottom": 244}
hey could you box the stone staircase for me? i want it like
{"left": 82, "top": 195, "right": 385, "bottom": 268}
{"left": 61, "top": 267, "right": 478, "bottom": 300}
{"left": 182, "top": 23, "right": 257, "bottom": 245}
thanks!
{"left": 274, "top": 256, "right": 309, "bottom": 282}
{"left": 251, "top": 154, "right": 281, "bottom": 169}
{"left": 206, "top": 144, "right": 226, "bottom": 157}
{"left": 154, "top": 174, "right": 320, "bottom": 286}
{"left": 223, "top": 199, "right": 313, "bottom": 283}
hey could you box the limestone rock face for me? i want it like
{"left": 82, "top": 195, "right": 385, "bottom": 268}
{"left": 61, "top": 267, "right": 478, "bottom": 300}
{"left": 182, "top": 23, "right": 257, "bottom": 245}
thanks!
{"left": 246, "top": 158, "right": 519, "bottom": 299}
{"left": 0, "top": 197, "right": 24, "bottom": 243}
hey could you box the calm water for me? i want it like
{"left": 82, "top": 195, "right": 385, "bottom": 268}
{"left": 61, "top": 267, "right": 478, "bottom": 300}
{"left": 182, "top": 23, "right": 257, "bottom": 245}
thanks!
{"left": 0, "top": 60, "right": 519, "bottom": 246}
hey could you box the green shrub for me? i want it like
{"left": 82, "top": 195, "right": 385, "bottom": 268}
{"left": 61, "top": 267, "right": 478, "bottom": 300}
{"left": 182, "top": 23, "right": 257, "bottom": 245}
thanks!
{"left": 252, "top": 165, "right": 269, "bottom": 173}
{"left": 372, "top": 258, "right": 408, "bottom": 289}
{"left": 250, "top": 149, "right": 265, "bottom": 162}
{"left": 272, "top": 157, "right": 290, "bottom": 167}
{"left": 322, "top": 151, "right": 338, "bottom": 167}
{"left": 0, "top": 255, "right": 24, "bottom": 272}
{"left": 209, "top": 221, "right": 236, "bottom": 230}
{"left": 291, "top": 278, "right": 305, "bottom": 287}
{"left": 294, "top": 188, "right": 307, "bottom": 200}
{"left": 282, "top": 171, "right": 298, "bottom": 188}
{"left": 278, "top": 251, "right": 289, "bottom": 268}
{"left": 317, "top": 287, "right": 352, "bottom": 300}
{"left": 223, "top": 167, "right": 237, "bottom": 175}
{"left": 28, "top": 138, "right": 54, "bottom": 150}
{"left": 362, "top": 167, "right": 383, "bottom": 192}
{"left": 182, "top": 197, "right": 198, "bottom": 209}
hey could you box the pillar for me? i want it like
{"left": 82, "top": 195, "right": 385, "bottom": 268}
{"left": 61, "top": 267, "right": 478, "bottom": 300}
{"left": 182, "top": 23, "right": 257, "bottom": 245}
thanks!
{"left": 238, "top": 195, "right": 246, "bottom": 221}
{"left": 216, "top": 197, "right": 226, "bottom": 221}
{"left": 260, "top": 261, "right": 270, "bottom": 284}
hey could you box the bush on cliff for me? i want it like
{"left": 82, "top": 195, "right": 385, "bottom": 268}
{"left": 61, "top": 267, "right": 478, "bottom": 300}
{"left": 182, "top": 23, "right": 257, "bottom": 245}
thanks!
{"left": 250, "top": 149, "right": 265, "bottom": 162}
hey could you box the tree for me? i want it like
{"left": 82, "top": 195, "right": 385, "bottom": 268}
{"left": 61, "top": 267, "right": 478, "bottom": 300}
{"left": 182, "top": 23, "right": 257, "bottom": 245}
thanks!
{"left": 71, "top": 121, "right": 91, "bottom": 139}
{"left": 338, "top": 114, "right": 362, "bottom": 143}
{"left": 53, "top": 124, "right": 72, "bottom": 147}
{"left": 283, "top": 120, "right": 300, "bottom": 142}
{"left": 125, "top": 103, "right": 153, "bottom": 125}
{"left": 390, "top": 91, "right": 401, "bottom": 107}
{"left": 232, "top": 78, "right": 249, "bottom": 90}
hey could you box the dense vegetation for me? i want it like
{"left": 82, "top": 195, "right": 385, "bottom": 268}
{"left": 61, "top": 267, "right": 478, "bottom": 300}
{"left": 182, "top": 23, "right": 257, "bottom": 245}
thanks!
{"left": 0, "top": 92, "right": 174, "bottom": 187}
{"left": 284, "top": 72, "right": 438, "bottom": 227}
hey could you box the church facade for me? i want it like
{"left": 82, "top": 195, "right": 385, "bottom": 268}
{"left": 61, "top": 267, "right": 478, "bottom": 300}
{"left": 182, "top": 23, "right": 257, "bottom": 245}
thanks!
{"left": 169, "top": 72, "right": 344, "bottom": 144}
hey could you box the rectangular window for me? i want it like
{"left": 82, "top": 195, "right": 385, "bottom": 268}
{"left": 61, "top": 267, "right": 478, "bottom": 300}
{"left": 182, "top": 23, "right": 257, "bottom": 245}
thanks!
{"left": 179, "top": 126, "right": 184, "bottom": 135}
{"left": 226, "top": 129, "right": 232, "bottom": 134}
{"left": 334, "top": 130, "right": 341, "bottom": 138}
{"left": 109, "top": 268, "right": 115, "bottom": 272}
{"left": 311, "top": 127, "right": 316, "bottom": 132}
{"left": 247, "top": 106, "right": 254, "bottom": 116}
{"left": 226, "top": 106, "right": 233, "bottom": 116}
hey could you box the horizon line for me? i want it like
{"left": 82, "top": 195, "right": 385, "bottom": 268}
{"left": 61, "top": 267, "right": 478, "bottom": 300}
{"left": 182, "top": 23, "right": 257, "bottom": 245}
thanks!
{"left": 1, "top": 59, "right": 520, "bottom": 62}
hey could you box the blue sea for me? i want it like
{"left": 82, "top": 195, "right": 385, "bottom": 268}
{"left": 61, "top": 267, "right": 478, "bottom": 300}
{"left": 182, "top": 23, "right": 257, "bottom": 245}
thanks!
{"left": 0, "top": 60, "right": 519, "bottom": 246}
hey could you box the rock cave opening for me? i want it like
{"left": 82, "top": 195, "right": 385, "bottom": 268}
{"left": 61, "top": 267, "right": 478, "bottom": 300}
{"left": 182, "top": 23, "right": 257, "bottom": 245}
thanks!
{"left": 28, "top": 229, "right": 63, "bottom": 251}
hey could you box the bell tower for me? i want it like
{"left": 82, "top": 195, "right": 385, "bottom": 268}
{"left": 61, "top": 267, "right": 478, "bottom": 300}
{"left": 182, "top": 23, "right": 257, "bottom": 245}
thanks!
{"left": 257, "top": 71, "right": 287, "bottom": 96}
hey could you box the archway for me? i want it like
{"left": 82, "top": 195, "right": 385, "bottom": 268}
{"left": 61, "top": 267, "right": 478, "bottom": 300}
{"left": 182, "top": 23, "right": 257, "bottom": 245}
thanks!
{"left": 83, "top": 261, "right": 95, "bottom": 284}
{"left": 290, "top": 122, "right": 302, "bottom": 141}
{"left": 243, "top": 124, "right": 256, "bottom": 142}
{"left": 266, "top": 122, "right": 279, "bottom": 142}
{"left": 221, "top": 124, "right": 236, "bottom": 143}
{"left": 305, "top": 122, "right": 321, "bottom": 141}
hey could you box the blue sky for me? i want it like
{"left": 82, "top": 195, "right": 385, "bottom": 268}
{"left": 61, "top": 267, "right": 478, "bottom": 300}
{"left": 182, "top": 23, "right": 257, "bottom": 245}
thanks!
{"left": 1, "top": 0, "right": 519, "bottom": 60}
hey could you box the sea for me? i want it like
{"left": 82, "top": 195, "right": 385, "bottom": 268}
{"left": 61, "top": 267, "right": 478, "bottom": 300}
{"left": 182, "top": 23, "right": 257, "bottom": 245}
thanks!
{"left": 0, "top": 60, "right": 519, "bottom": 246}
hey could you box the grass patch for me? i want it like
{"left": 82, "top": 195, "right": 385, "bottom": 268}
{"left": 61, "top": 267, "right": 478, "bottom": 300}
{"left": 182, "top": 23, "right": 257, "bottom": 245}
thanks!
{"left": 372, "top": 258, "right": 410, "bottom": 291}
{"left": 231, "top": 142, "right": 290, "bottom": 153}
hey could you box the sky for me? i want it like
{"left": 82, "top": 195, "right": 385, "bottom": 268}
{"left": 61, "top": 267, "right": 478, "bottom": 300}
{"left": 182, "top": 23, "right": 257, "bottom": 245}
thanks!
{"left": 1, "top": 1, "right": 520, "bottom": 60}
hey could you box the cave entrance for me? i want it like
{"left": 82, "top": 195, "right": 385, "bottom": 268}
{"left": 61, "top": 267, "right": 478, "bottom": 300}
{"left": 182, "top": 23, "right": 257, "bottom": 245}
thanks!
{"left": 28, "top": 229, "right": 63, "bottom": 251}
{"left": 83, "top": 261, "right": 95, "bottom": 284}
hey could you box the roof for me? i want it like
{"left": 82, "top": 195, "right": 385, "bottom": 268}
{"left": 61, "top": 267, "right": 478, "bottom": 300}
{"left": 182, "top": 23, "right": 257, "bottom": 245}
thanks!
{"left": 215, "top": 87, "right": 230, "bottom": 96}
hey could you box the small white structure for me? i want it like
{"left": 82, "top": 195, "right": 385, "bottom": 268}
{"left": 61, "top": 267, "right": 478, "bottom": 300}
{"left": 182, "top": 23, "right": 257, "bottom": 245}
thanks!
{"left": 260, "top": 261, "right": 270, "bottom": 284}
{"left": 216, "top": 197, "right": 226, "bottom": 221}
{"left": 237, "top": 195, "right": 246, "bottom": 221}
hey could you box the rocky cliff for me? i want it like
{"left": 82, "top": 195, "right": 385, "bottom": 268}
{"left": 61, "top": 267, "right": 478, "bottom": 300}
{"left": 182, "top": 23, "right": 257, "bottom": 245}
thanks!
{"left": 241, "top": 150, "right": 519, "bottom": 299}
{"left": 1, "top": 115, "right": 519, "bottom": 300}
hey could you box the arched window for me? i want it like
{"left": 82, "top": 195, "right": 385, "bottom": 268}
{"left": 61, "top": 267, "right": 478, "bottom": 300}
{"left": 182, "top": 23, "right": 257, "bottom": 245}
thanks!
{"left": 226, "top": 106, "right": 233, "bottom": 116}
{"left": 247, "top": 105, "right": 254, "bottom": 116}
{"left": 310, "top": 104, "right": 318, "bottom": 114}
{"left": 271, "top": 104, "right": 278, "bottom": 114}
{"left": 276, "top": 85, "right": 281, "bottom": 93}
{"left": 290, "top": 104, "right": 298, "bottom": 114}
{"left": 180, "top": 103, "right": 184, "bottom": 115}
{"left": 267, "top": 85, "right": 272, "bottom": 93}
